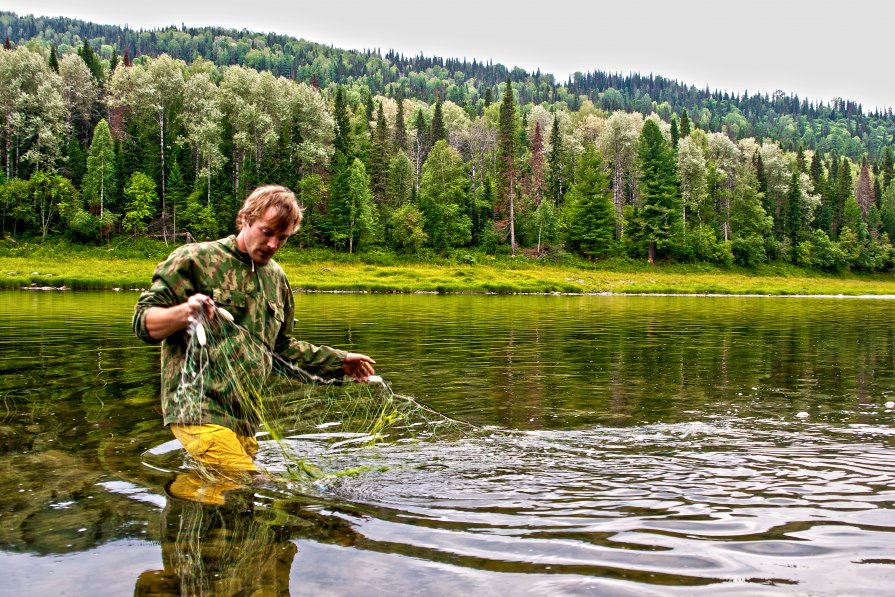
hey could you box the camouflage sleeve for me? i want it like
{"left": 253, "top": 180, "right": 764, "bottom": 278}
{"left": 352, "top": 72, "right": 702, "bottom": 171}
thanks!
{"left": 133, "top": 247, "right": 196, "bottom": 345}
{"left": 273, "top": 279, "right": 346, "bottom": 378}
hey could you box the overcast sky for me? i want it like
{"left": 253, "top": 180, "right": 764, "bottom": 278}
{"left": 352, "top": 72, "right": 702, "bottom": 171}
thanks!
{"left": 5, "top": 0, "right": 892, "bottom": 110}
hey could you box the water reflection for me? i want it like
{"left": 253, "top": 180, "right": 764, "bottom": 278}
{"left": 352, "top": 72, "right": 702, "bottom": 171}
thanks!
{"left": 134, "top": 483, "right": 298, "bottom": 596}
{"left": 1, "top": 291, "right": 895, "bottom": 595}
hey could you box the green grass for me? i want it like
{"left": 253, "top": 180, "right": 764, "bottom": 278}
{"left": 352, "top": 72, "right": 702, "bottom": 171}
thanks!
{"left": 4, "top": 236, "right": 895, "bottom": 295}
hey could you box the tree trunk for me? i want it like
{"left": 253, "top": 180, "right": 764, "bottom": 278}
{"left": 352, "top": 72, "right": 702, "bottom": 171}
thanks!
{"left": 648, "top": 241, "right": 657, "bottom": 265}
{"left": 614, "top": 160, "right": 625, "bottom": 239}
{"left": 234, "top": 156, "right": 241, "bottom": 200}
{"left": 158, "top": 109, "right": 167, "bottom": 245}
{"left": 509, "top": 180, "right": 516, "bottom": 256}
{"left": 4, "top": 114, "right": 10, "bottom": 180}
{"left": 99, "top": 156, "right": 105, "bottom": 219}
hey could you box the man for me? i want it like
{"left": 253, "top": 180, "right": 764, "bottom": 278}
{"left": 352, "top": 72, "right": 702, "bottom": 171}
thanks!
{"left": 134, "top": 185, "right": 375, "bottom": 474}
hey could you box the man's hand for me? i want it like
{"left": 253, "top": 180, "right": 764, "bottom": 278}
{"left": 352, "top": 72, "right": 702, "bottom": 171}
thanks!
{"left": 145, "top": 293, "right": 215, "bottom": 341}
{"left": 342, "top": 352, "right": 376, "bottom": 382}
{"left": 186, "top": 293, "right": 216, "bottom": 321}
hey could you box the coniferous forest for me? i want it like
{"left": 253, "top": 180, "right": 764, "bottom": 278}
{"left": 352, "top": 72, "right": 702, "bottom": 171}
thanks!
{"left": 3, "top": 10, "right": 895, "bottom": 272}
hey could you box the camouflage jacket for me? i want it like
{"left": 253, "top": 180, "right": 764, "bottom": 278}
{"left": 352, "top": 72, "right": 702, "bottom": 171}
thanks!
{"left": 133, "top": 235, "right": 346, "bottom": 434}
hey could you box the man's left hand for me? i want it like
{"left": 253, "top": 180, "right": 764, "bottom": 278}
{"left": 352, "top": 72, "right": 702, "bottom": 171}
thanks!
{"left": 342, "top": 353, "right": 376, "bottom": 382}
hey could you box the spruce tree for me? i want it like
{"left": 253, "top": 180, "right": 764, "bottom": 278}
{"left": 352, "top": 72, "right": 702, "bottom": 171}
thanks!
{"left": 364, "top": 94, "right": 374, "bottom": 125}
{"left": 429, "top": 96, "right": 446, "bottom": 146}
{"left": 833, "top": 156, "right": 853, "bottom": 238}
{"left": 332, "top": 86, "right": 351, "bottom": 157}
{"left": 809, "top": 151, "right": 824, "bottom": 194}
{"left": 48, "top": 45, "right": 59, "bottom": 72}
{"left": 635, "top": 119, "right": 680, "bottom": 263}
{"left": 497, "top": 78, "right": 517, "bottom": 253}
{"left": 670, "top": 116, "right": 680, "bottom": 148}
{"left": 65, "top": 137, "right": 87, "bottom": 188}
{"left": 77, "top": 40, "right": 104, "bottom": 85}
{"left": 679, "top": 108, "right": 691, "bottom": 138}
{"left": 786, "top": 169, "right": 803, "bottom": 254}
{"left": 547, "top": 116, "right": 565, "bottom": 207}
{"left": 369, "top": 101, "right": 390, "bottom": 203}
{"left": 883, "top": 146, "right": 894, "bottom": 190}
{"left": 566, "top": 145, "right": 615, "bottom": 257}
{"left": 393, "top": 94, "right": 406, "bottom": 153}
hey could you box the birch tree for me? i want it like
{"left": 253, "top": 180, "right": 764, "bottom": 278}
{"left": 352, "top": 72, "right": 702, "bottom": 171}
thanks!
{"left": 757, "top": 143, "right": 791, "bottom": 239}
{"left": 107, "top": 54, "right": 185, "bottom": 242}
{"left": 599, "top": 111, "right": 642, "bottom": 239}
{"left": 706, "top": 132, "right": 740, "bottom": 239}
{"left": 181, "top": 72, "right": 224, "bottom": 204}
{"left": 59, "top": 53, "right": 99, "bottom": 142}
{"left": 0, "top": 47, "right": 67, "bottom": 178}
{"left": 677, "top": 136, "right": 707, "bottom": 231}
{"left": 218, "top": 66, "right": 282, "bottom": 195}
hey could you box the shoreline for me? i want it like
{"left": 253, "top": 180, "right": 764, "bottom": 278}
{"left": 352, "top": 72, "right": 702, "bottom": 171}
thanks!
{"left": 14, "top": 284, "right": 895, "bottom": 299}
{"left": 6, "top": 242, "right": 895, "bottom": 297}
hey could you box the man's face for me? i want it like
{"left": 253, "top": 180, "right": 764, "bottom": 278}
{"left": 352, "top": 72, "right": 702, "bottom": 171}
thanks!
{"left": 238, "top": 207, "right": 293, "bottom": 266}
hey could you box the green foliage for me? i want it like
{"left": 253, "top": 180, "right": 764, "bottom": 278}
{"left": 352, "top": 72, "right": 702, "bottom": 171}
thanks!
{"left": 329, "top": 158, "right": 376, "bottom": 252}
{"left": 547, "top": 115, "right": 566, "bottom": 206}
{"left": 429, "top": 96, "right": 446, "bottom": 146}
{"left": 29, "top": 171, "right": 76, "bottom": 240}
{"left": 64, "top": 205, "right": 100, "bottom": 242}
{"left": 684, "top": 225, "right": 733, "bottom": 266}
{"left": 390, "top": 202, "right": 428, "bottom": 253}
{"left": 533, "top": 200, "right": 558, "bottom": 250}
{"left": 732, "top": 234, "right": 769, "bottom": 267}
{"left": 179, "top": 191, "right": 220, "bottom": 241}
{"left": 0, "top": 177, "right": 33, "bottom": 237}
{"left": 82, "top": 119, "right": 117, "bottom": 219}
{"left": 76, "top": 40, "right": 104, "bottom": 84}
{"left": 2, "top": 17, "right": 895, "bottom": 273}
{"left": 632, "top": 119, "right": 681, "bottom": 260}
{"left": 796, "top": 229, "right": 848, "bottom": 271}
{"left": 419, "top": 141, "right": 471, "bottom": 250}
{"left": 122, "top": 172, "right": 158, "bottom": 235}
{"left": 497, "top": 78, "right": 516, "bottom": 221}
{"left": 564, "top": 146, "right": 615, "bottom": 257}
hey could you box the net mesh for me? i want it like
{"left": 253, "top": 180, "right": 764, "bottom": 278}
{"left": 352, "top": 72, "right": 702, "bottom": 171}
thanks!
{"left": 168, "top": 306, "right": 473, "bottom": 486}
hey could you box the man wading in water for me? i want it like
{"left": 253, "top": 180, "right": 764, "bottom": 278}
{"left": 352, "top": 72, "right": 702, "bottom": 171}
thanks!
{"left": 134, "top": 185, "right": 375, "bottom": 490}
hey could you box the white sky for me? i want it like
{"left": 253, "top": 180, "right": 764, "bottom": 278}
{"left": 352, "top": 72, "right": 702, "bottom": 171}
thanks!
{"left": 4, "top": 0, "right": 893, "bottom": 110}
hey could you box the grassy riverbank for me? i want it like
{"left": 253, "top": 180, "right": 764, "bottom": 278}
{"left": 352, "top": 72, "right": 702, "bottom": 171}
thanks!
{"left": 4, "top": 237, "right": 895, "bottom": 295}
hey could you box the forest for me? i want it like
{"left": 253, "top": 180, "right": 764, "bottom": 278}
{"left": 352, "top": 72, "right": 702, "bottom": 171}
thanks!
{"left": 3, "top": 10, "right": 895, "bottom": 272}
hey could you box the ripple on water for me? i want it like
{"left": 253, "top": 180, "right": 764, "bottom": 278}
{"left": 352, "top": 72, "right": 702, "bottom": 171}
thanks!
{"left": 251, "top": 416, "right": 895, "bottom": 590}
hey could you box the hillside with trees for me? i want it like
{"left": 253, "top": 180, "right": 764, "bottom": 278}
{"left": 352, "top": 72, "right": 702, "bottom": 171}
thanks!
{"left": 2, "top": 10, "right": 895, "bottom": 273}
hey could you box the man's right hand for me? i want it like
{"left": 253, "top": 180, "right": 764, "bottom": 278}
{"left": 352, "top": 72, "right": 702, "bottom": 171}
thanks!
{"left": 145, "top": 293, "right": 215, "bottom": 341}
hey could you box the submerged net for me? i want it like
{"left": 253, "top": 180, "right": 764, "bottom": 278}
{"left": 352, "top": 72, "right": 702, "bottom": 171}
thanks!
{"left": 168, "top": 306, "right": 473, "bottom": 486}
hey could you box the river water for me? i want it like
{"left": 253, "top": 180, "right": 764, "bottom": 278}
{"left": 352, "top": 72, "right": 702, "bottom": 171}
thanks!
{"left": 0, "top": 291, "right": 893, "bottom": 595}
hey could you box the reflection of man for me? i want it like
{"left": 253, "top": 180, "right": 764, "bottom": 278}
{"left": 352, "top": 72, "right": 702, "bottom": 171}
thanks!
{"left": 133, "top": 185, "right": 375, "bottom": 474}
{"left": 134, "top": 484, "right": 297, "bottom": 596}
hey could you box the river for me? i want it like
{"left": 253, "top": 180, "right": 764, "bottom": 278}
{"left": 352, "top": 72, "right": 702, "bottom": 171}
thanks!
{"left": 0, "top": 291, "right": 893, "bottom": 595}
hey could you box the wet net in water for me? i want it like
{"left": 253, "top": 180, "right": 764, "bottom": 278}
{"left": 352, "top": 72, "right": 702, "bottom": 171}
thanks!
{"left": 165, "top": 306, "right": 473, "bottom": 486}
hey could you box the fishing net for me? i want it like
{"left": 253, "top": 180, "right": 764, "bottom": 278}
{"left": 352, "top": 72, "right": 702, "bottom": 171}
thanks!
{"left": 166, "top": 305, "right": 473, "bottom": 487}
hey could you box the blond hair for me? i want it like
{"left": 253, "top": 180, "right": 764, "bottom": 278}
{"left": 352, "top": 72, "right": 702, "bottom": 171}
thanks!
{"left": 235, "top": 185, "right": 303, "bottom": 233}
